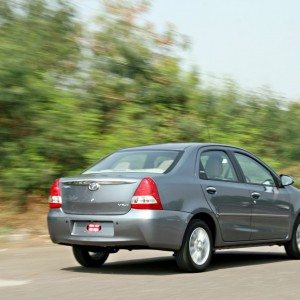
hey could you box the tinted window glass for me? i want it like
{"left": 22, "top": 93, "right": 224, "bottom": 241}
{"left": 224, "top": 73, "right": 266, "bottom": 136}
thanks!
{"left": 200, "top": 151, "right": 237, "bottom": 181}
{"left": 234, "top": 153, "right": 275, "bottom": 186}
{"left": 84, "top": 150, "right": 181, "bottom": 174}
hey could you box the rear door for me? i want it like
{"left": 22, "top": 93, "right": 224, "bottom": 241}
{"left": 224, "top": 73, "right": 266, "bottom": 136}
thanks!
{"left": 233, "top": 152, "right": 291, "bottom": 240}
{"left": 199, "top": 148, "right": 252, "bottom": 242}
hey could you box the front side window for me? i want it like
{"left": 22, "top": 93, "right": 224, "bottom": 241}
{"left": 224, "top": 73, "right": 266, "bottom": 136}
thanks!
{"left": 234, "top": 153, "right": 275, "bottom": 186}
{"left": 200, "top": 151, "right": 238, "bottom": 181}
{"left": 84, "top": 150, "right": 181, "bottom": 174}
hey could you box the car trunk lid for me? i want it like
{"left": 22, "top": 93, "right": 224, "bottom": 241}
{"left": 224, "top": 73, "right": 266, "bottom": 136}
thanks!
{"left": 61, "top": 175, "right": 141, "bottom": 215}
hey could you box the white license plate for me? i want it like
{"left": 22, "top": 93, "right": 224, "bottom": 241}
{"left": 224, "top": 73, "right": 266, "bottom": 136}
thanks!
{"left": 71, "top": 221, "right": 114, "bottom": 236}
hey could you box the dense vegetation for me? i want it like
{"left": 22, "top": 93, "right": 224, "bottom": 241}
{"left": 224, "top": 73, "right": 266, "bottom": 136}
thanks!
{"left": 0, "top": 0, "right": 299, "bottom": 205}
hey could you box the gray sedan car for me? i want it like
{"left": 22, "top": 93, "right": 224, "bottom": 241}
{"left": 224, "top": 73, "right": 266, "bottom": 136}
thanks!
{"left": 47, "top": 143, "right": 300, "bottom": 272}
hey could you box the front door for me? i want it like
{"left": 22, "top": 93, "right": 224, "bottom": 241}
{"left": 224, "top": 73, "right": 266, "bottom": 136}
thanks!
{"left": 233, "top": 152, "right": 291, "bottom": 240}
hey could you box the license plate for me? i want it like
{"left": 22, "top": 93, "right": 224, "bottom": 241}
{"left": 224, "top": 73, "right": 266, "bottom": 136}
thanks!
{"left": 86, "top": 223, "right": 102, "bottom": 232}
{"left": 72, "top": 221, "right": 113, "bottom": 236}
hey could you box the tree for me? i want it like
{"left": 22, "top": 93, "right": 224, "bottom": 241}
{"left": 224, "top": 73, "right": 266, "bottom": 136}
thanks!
{"left": 0, "top": 0, "right": 98, "bottom": 202}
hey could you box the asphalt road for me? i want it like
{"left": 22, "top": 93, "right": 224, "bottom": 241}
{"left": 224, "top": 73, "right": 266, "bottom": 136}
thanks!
{"left": 0, "top": 243, "right": 299, "bottom": 300}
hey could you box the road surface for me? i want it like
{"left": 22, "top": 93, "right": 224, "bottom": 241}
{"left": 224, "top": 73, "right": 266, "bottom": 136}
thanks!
{"left": 0, "top": 243, "right": 299, "bottom": 299}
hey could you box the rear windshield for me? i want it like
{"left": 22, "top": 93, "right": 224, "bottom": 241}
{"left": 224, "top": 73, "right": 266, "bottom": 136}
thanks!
{"left": 83, "top": 150, "right": 182, "bottom": 174}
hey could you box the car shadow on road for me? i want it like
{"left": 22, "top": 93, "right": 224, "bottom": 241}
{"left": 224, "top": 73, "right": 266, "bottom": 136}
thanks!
{"left": 210, "top": 250, "right": 287, "bottom": 272}
{"left": 62, "top": 250, "right": 288, "bottom": 275}
{"left": 63, "top": 256, "right": 179, "bottom": 275}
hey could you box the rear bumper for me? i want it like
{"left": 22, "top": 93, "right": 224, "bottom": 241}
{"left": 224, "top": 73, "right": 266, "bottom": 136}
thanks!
{"left": 47, "top": 209, "right": 192, "bottom": 251}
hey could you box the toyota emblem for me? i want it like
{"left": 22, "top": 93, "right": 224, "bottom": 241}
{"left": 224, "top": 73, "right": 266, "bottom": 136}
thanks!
{"left": 88, "top": 182, "right": 100, "bottom": 191}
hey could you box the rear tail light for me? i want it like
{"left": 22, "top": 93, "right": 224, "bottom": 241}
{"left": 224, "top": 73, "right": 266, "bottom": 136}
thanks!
{"left": 49, "top": 179, "right": 62, "bottom": 209}
{"left": 131, "top": 177, "right": 163, "bottom": 210}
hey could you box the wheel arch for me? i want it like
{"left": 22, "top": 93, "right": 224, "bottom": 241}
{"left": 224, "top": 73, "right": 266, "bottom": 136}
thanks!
{"left": 189, "top": 211, "right": 219, "bottom": 246}
{"left": 289, "top": 210, "right": 300, "bottom": 238}
{"left": 292, "top": 211, "right": 300, "bottom": 232}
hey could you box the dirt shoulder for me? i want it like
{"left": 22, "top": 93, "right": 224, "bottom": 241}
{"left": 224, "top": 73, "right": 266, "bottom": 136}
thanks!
{"left": 0, "top": 195, "right": 50, "bottom": 248}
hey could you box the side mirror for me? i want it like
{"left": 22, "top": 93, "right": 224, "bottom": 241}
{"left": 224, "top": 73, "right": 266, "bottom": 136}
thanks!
{"left": 280, "top": 175, "right": 294, "bottom": 186}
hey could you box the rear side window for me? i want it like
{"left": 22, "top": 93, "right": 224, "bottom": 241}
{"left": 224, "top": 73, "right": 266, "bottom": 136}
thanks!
{"left": 84, "top": 150, "right": 182, "bottom": 174}
{"left": 200, "top": 150, "right": 238, "bottom": 181}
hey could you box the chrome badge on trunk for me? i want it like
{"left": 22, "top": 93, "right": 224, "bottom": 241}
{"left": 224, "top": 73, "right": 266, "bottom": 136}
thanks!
{"left": 88, "top": 182, "right": 100, "bottom": 191}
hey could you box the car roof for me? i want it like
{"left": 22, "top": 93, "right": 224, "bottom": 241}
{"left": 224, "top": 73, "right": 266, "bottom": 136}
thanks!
{"left": 120, "top": 143, "right": 246, "bottom": 151}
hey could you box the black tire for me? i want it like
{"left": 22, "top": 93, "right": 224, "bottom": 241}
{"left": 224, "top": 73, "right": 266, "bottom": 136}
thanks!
{"left": 285, "top": 217, "right": 300, "bottom": 259}
{"left": 72, "top": 246, "right": 110, "bottom": 267}
{"left": 175, "top": 220, "right": 213, "bottom": 272}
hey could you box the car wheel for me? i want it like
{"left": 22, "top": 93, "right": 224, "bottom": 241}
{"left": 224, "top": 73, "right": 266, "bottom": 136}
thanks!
{"left": 72, "top": 246, "right": 110, "bottom": 267}
{"left": 175, "top": 220, "right": 213, "bottom": 272}
{"left": 285, "top": 217, "right": 300, "bottom": 259}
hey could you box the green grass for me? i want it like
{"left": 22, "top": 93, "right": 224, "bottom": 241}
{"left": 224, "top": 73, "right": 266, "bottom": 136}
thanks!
{"left": 0, "top": 225, "right": 14, "bottom": 235}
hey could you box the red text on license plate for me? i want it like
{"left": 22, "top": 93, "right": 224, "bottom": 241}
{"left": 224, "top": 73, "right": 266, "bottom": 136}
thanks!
{"left": 86, "top": 223, "right": 101, "bottom": 232}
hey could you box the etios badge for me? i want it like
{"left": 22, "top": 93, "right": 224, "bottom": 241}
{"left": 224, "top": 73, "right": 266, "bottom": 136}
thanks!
{"left": 88, "top": 182, "right": 100, "bottom": 191}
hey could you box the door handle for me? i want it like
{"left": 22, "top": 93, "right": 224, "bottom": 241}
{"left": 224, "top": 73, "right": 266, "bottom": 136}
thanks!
{"left": 251, "top": 192, "right": 261, "bottom": 200}
{"left": 206, "top": 187, "right": 217, "bottom": 195}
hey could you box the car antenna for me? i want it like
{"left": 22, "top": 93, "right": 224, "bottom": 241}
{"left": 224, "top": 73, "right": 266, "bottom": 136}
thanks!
{"left": 206, "top": 124, "right": 212, "bottom": 142}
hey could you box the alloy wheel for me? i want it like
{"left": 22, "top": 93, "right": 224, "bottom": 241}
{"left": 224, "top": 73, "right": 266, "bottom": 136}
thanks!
{"left": 189, "top": 227, "right": 210, "bottom": 266}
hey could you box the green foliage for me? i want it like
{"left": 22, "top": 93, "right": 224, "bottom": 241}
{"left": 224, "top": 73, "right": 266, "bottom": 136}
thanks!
{"left": 0, "top": 0, "right": 299, "bottom": 204}
{"left": 0, "top": 0, "right": 98, "bottom": 198}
